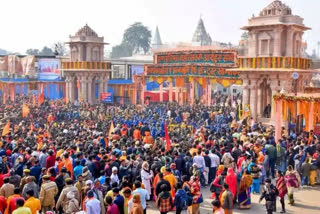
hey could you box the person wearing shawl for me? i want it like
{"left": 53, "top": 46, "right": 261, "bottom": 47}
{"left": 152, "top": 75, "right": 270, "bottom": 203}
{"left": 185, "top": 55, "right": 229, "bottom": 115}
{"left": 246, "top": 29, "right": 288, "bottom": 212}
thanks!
{"left": 140, "top": 162, "right": 153, "bottom": 197}
{"left": 276, "top": 171, "right": 287, "bottom": 213}
{"left": 129, "top": 194, "right": 143, "bottom": 214}
{"left": 238, "top": 168, "right": 253, "bottom": 209}
{"left": 163, "top": 168, "right": 177, "bottom": 197}
{"left": 284, "top": 165, "right": 301, "bottom": 205}
{"left": 189, "top": 176, "right": 202, "bottom": 214}
{"left": 225, "top": 168, "right": 237, "bottom": 199}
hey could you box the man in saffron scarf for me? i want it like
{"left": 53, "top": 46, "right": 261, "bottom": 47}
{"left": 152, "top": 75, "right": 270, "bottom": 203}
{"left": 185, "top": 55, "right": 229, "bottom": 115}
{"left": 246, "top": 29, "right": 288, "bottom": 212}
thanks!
{"left": 238, "top": 169, "right": 253, "bottom": 209}
{"left": 276, "top": 171, "right": 287, "bottom": 213}
{"left": 164, "top": 168, "right": 177, "bottom": 197}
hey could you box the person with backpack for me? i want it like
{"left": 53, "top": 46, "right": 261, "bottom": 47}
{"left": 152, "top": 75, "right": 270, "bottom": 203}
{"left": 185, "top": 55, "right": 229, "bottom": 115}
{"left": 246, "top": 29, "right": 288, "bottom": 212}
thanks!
{"left": 259, "top": 178, "right": 279, "bottom": 214}
{"left": 210, "top": 171, "right": 226, "bottom": 200}
{"left": 156, "top": 184, "right": 173, "bottom": 214}
{"left": 174, "top": 182, "right": 190, "bottom": 214}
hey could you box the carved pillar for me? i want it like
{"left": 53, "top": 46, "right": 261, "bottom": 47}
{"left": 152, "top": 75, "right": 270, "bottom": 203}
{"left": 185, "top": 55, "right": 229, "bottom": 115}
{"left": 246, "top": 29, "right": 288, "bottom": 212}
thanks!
{"left": 190, "top": 79, "right": 195, "bottom": 105}
{"left": 70, "top": 76, "right": 76, "bottom": 103}
{"left": 65, "top": 76, "right": 70, "bottom": 103}
{"left": 242, "top": 79, "right": 250, "bottom": 105}
{"left": 77, "top": 76, "right": 81, "bottom": 101}
{"left": 257, "top": 85, "right": 262, "bottom": 117}
{"left": 286, "top": 28, "right": 294, "bottom": 57}
{"left": 179, "top": 88, "right": 183, "bottom": 106}
{"left": 250, "top": 80, "right": 258, "bottom": 120}
{"left": 141, "top": 82, "right": 145, "bottom": 105}
{"left": 175, "top": 86, "right": 179, "bottom": 102}
{"left": 273, "top": 28, "right": 283, "bottom": 57}
{"left": 98, "top": 78, "right": 104, "bottom": 99}
{"left": 81, "top": 75, "right": 88, "bottom": 102}
{"left": 87, "top": 75, "right": 93, "bottom": 104}
{"left": 270, "top": 80, "right": 279, "bottom": 118}
{"left": 207, "top": 83, "right": 212, "bottom": 106}
{"left": 169, "top": 81, "right": 173, "bottom": 102}
{"left": 159, "top": 83, "right": 163, "bottom": 102}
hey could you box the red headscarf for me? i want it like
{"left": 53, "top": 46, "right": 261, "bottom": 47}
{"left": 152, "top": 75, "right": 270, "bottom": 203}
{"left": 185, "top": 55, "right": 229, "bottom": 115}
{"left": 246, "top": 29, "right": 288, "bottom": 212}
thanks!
{"left": 225, "top": 168, "right": 237, "bottom": 199}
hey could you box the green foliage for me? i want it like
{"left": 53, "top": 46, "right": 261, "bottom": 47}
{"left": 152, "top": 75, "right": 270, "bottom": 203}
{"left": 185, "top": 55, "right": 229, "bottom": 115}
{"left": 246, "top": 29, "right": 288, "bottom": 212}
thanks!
{"left": 110, "top": 22, "right": 151, "bottom": 58}
{"left": 110, "top": 44, "right": 132, "bottom": 59}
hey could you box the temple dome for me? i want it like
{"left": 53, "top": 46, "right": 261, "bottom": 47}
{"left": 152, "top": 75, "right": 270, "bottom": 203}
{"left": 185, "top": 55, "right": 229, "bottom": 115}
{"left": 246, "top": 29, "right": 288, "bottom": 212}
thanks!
{"left": 75, "top": 24, "right": 98, "bottom": 37}
{"left": 259, "top": 0, "right": 292, "bottom": 16}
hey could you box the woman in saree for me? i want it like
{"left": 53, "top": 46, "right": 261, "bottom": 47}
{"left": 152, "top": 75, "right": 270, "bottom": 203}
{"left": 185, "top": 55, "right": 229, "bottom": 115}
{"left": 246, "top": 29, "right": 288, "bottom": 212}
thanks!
{"left": 276, "top": 171, "right": 287, "bottom": 213}
{"left": 285, "top": 165, "right": 301, "bottom": 205}
{"left": 189, "top": 176, "right": 203, "bottom": 214}
{"left": 238, "top": 168, "right": 253, "bottom": 209}
{"left": 225, "top": 168, "right": 237, "bottom": 200}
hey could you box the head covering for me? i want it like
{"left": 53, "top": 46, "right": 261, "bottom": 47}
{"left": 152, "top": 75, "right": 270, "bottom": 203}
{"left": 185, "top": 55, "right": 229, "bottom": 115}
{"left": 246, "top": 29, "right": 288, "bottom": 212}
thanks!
{"left": 160, "top": 166, "right": 166, "bottom": 173}
{"left": 85, "top": 180, "right": 93, "bottom": 187}
{"left": 112, "top": 167, "right": 118, "bottom": 172}
{"left": 142, "top": 162, "right": 149, "bottom": 170}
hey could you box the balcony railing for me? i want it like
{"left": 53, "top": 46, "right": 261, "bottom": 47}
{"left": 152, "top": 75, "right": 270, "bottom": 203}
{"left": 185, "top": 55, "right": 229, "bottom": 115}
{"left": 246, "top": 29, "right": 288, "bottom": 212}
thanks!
{"left": 62, "top": 61, "right": 111, "bottom": 70}
{"left": 238, "top": 57, "right": 311, "bottom": 70}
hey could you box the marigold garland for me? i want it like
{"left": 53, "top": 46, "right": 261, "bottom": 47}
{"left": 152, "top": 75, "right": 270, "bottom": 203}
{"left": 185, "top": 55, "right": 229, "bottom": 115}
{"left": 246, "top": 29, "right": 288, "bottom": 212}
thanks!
{"left": 273, "top": 93, "right": 320, "bottom": 102}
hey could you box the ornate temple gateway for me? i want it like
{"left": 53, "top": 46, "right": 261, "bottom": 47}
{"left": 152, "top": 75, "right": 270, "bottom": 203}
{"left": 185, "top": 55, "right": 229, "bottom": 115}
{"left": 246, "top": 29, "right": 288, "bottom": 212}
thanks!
{"left": 61, "top": 24, "right": 111, "bottom": 104}
{"left": 228, "top": 0, "right": 316, "bottom": 123}
{"left": 145, "top": 47, "right": 241, "bottom": 105}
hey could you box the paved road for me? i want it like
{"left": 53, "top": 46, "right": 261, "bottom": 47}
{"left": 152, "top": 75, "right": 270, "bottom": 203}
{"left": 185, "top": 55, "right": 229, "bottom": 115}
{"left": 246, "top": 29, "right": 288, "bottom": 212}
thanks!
{"left": 147, "top": 185, "right": 320, "bottom": 214}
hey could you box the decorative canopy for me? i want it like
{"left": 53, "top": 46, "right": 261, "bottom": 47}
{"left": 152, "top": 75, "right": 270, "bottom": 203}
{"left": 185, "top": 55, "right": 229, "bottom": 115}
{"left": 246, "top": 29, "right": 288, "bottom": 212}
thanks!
{"left": 259, "top": 0, "right": 292, "bottom": 16}
{"left": 75, "top": 24, "right": 98, "bottom": 37}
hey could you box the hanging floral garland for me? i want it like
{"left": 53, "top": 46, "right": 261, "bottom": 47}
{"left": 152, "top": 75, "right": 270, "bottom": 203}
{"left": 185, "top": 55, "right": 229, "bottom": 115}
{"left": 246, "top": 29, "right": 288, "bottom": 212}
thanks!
{"left": 273, "top": 93, "right": 320, "bottom": 102}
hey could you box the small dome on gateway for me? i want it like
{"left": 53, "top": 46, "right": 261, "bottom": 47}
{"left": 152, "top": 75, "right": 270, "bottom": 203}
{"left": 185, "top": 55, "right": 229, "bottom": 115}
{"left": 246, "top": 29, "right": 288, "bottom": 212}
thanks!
{"left": 259, "top": 0, "right": 292, "bottom": 17}
{"left": 75, "top": 24, "right": 98, "bottom": 37}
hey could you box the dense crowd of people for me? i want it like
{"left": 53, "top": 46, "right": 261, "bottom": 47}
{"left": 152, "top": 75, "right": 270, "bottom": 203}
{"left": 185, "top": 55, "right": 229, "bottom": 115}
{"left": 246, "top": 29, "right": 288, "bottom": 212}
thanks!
{"left": 0, "top": 94, "right": 319, "bottom": 214}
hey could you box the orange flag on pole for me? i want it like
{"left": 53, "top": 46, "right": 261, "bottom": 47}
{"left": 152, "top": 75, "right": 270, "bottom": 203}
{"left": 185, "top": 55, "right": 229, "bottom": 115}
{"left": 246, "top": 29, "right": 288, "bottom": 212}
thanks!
{"left": 22, "top": 104, "right": 30, "bottom": 118}
{"left": 108, "top": 121, "right": 114, "bottom": 137}
{"left": 38, "top": 84, "right": 44, "bottom": 107}
{"left": 2, "top": 122, "right": 10, "bottom": 136}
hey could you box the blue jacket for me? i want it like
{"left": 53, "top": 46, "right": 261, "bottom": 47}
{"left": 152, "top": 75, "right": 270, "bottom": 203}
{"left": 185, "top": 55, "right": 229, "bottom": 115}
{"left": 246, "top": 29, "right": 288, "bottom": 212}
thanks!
{"left": 174, "top": 189, "right": 188, "bottom": 210}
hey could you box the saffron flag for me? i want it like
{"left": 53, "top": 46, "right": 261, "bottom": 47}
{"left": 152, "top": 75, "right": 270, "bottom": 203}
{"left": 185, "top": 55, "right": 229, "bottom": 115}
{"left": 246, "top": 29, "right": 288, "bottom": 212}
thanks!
{"left": 38, "top": 84, "right": 44, "bottom": 107}
{"left": 22, "top": 104, "right": 30, "bottom": 118}
{"left": 108, "top": 121, "right": 114, "bottom": 137}
{"left": 164, "top": 123, "right": 171, "bottom": 151}
{"left": 2, "top": 122, "right": 10, "bottom": 136}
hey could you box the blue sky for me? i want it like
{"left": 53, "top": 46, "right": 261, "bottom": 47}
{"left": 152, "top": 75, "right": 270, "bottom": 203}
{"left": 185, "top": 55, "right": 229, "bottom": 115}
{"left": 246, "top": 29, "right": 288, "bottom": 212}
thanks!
{"left": 0, "top": 0, "right": 319, "bottom": 54}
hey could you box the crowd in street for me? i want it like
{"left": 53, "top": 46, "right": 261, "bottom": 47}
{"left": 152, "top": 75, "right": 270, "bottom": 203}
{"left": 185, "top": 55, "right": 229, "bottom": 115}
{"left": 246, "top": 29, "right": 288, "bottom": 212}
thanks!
{"left": 0, "top": 93, "right": 319, "bottom": 214}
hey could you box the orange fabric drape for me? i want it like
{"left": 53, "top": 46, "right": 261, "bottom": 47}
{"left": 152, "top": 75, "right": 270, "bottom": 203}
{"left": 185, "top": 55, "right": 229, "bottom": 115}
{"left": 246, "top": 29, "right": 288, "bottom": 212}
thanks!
{"left": 282, "top": 100, "right": 288, "bottom": 121}
{"left": 2, "top": 122, "right": 10, "bottom": 136}
{"left": 287, "top": 101, "right": 295, "bottom": 122}
{"left": 175, "top": 78, "right": 184, "bottom": 87}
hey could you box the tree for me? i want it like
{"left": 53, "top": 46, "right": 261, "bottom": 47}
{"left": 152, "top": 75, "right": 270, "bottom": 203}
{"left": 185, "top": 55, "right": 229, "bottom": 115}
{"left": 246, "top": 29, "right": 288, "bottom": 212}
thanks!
{"left": 122, "top": 22, "right": 152, "bottom": 54}
{"left": 26, "top": 49, "right": 40, "bottom": 55}
{"left": 52, "top": 42, "right": 67, "bottom": 56}
{"left": 110, "top": 44, "right": 133, "bottom": 59}
{"left": 40, "top": 46, "right": 54, "bottom": 56}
